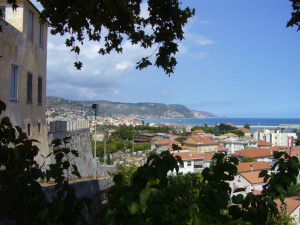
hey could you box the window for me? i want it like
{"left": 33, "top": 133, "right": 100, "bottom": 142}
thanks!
{"left": 187, "top": 161, "right": 192, "bottom": 166}
{"left": 27, "top": 124, "right": 31, "bottom": 137}
{"left": 10, "top": 65, "right": 18, "bottom": 100}
{"left": 28, "top": 10, "right": 34, "bottom": 41}
{"left": 27, "top": 73, "right": 32, "bottom": 103}
{"left": 0, "top": 6, "right": 5, "bottom": 21}
{"left": 39, "top": 22, "right": 43, "bottom": 47}
{"left": 38, "top": 77, "right": 42, "bottom": 104}
{"left": 38, "top": 122, "right": 41, "bottom": 133}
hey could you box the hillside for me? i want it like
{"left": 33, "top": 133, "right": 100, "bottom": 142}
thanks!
{"left": 46, "top": 96, "right": 218, "bottom": 119}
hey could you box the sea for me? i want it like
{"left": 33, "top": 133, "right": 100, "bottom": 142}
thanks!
{"left": 144, "top": 118, "right": 300, "bottom": 130}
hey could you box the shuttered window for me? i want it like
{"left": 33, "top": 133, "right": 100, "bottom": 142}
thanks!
{"left": 27, "top": 73, "right": 32, "bottom": 103}
{"left": 28, "top": 10, "right": 34, "bottom": 41}
{"left": 39, "top": 22, "right": 43, "bottom": 47}
{"left": 38, "top": 77, "right": 42, "bottom": 104}
{"left": 10, "top": 65, "right": 18, "bottom": 100}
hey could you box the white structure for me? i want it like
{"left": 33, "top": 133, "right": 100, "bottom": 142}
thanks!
{"left": 231, "top": 171, "right": 265, "bottom": 195}
{"left": 254, "top": 129, "right": 297, "bottom": 147}
{"left": 220, "top": 137, "right": 257, "bottom": 154}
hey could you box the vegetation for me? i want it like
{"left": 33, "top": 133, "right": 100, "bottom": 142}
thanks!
{"left": 241, "top": 157, "right": 257, "bottom": 163}
{"left": 214, "top": 123, "right": 237, "bottom": 136}
{"left": 244, "top": 123, "right": 251, "bottom": 129}
{"left": 0, "top": 100, "right": 91, "bottom": 224}
{"left": 191, "top": 125, "right": 214, "bottom": 134}
{"left": 226, "top": 130, "right": 245, "bottom": 137}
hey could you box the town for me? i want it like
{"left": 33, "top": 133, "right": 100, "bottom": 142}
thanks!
{"left": 1, "top": 0, "right": 300, "bottom": 224}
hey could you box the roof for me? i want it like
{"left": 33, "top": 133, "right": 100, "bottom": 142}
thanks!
{"left": 238, "top": 127, "right": 252, "bottom": 133}
{"left": 240, "top": 171, "right": 265, "bottom": 184}
{"left": 217, "top": 146, "right": 228, "bottom": 152}
{"left": 141, "top": 133, "right": 157, "bottom": 137}
{"left": 257, "top": 140, "right": 273, "bottom": 147}
{"left": 237, "top": 161, "right": 271, "bottom": 173}
{"left": 232, "top": 147, "right": 275, "bottom": 158}
{"left": 184, "top": 135, "right": 218, "bottom": 145}
{"left": 226, "top": 123, "right": 236, "bottom": 127}
{"left": 173, "top": 152, "right": 204, "bottom": 160}
{"left": 285, "top": 146, "right": 300, "bottom": 159}
{"left": 152, "top": 139, "right": 180, "bottom": 145}
{"left": 226, "top": 133, "right": 238, "bottom": 137}
{"left": 274, "top": 196, "right": 300, "bottom": 215}
{"left": 192, "top": 129, "right": 205, "bottom": 133}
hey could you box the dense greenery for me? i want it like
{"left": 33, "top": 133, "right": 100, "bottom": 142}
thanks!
{"left": 244, "top": 123, "right": 251, "bottom": 129}
{"left": 226, "top": 130, "right": 245, "bottom": 137}
{"left": 0, "top": 100, "right": 91, "bottom": 224}
{"left": 241, "top": 157, "right": 257, "bottom": 163}
{"left": 191, "top": 125, "right": 214, "bottom": 134}
{"left": 100, "top": 150, "right": 300, "bottom": 225}
{"left": 214, "top": 123, "right": 237, "bottom": 136}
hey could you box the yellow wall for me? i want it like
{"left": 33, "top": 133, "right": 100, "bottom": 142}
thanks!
{"left": 0, "top": 0, "right": 49, "bottom": 165}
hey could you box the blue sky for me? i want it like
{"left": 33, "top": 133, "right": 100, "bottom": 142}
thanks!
{"left": 41, "top": 0, "right": 300, "bottom": 118}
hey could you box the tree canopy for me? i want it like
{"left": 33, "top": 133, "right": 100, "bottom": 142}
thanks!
{"left": 4, "top": 0, "right": 195, "bottom": 75}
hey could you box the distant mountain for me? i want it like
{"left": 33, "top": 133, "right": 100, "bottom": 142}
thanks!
{"left": 46, "top": 96, "right": 218, "bottom": 119}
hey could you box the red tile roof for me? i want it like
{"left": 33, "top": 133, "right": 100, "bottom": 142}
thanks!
{"left": 185, "top": 135, "right": 218, "bottom": 145}
{"left": 173, "top": 152, "right": 215, "bottom": 161}
{"left": 226, "top": 133, "right": 238, "bottom": 137}
{"left": 240, "top": 171, "right": 265, "bottom": 184}
{"left": 226, "top": 123, "right": 236, "bottom": 127}
{"left": 152, "top": 139, "right": 180, "bottom": 145}
{"left": 237, "top": 161, "right": 271, "bottom": 173}
{"left": 217, "top": 146, "right": 228, "bottom": 152}
{"left": 257, "top": 140, "right": 272, "bottom": 147}
{"left": 238, "top": 127, "right": 252, "bottom": 133}
{"left": 232, "top": 147, "right": 275, "bottom": 158}
{"left": 192, "top": 129, "right": 205, "bottom": 133}
{"left": 274, "top": 196, "right": 300, "bottom": 215}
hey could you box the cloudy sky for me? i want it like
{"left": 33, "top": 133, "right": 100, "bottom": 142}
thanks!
{"left": 34, "top": 1, "right": 300, "bottom": 118}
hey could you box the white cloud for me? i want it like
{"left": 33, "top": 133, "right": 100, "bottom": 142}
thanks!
{"left": 161, "top": 91, "right": 170, "bottom": 96}
{"left": 186, "top": 33, "right": 214, "bottom": 46}
{"left": 189, "top": 52, "right": 210, "bottom": 59}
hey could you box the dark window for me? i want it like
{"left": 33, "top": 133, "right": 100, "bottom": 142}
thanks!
{"left": 27, "top": 73, "right": 32, "bottom": 103}
{"left": 27, "top": 124, "right": 31, "bottom": 137}
{"left": 10, "top": 65, "right": 18, "bottom": 100}
{"left": 38, "top": 77, "right": 42, "bottom": 104}
{"left": 187, "top": 161, "right": 192, "bottom": 166}
{"left": 0, "top": 6, "right": 5, "bottom": 21}
{"left": 38, "top": 123, "right": 41, "bottom": 133}
{"left": 28, "top": 10, "right": 34, "bottom": 41}
{"left": 39, "top": 22, "right": 43, "bottom": 47}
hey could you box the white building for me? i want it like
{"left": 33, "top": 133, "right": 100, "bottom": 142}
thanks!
{"left": 254, "top": 128, "right": 297, "bottom": 147}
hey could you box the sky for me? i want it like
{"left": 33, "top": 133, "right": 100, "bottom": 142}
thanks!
{"left": 34, "top": 0, "right": 300, "bottom": 118}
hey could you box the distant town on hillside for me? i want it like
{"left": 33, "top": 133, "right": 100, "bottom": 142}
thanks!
{"left": 46, "top": 96, "right": 218, "bottom": 119}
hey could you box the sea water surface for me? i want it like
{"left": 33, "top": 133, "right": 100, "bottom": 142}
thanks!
{"left": 144, "top": 118, "right": 300, "bottom": 127}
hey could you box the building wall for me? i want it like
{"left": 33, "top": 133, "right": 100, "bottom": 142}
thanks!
{"left": 0, "top": 0, "right": 49, "bottom": 165}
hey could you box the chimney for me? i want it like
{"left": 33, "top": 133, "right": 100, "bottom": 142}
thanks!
{"left": 250, "top": 164, "right": 253, "bottom": 171}
{"left": 270, "top": 150, "right": 273, "bottom": 155}
{"left": 189, "top": 151, "right": 192, "bottom": 157}
{"left": 240, "top": 152, "right": 242, "bottom": 156}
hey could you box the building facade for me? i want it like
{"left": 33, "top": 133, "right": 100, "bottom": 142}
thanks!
{"left": 0, "top": 0, "right": 49, "bottom": 164}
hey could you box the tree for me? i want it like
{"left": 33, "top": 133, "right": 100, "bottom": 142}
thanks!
{"left": 244, "top": 123, "right": 251, "bottom": 129}
{"left": 3, "top": 0, "right": 195, "bottom": 75}
{"left": 241, "top": 156, "right": 257, "bottom": 163}
{"left": 226, "top": 130, "right": 245, "bottom": 137}
{"left": 287, "top": 0, "right": 300, "bottom": 31}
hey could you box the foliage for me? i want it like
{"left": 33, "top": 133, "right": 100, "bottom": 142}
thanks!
{"left": 191, "top": 125, "right": 214, "bottom": 134}
{"left": 244, "top": 123, "right": 251, "bottom": 129}
{"left": 5, "top": 0, "right": 194, "bottom": 74}
{"left": 296, "top": 137, "right": 300, "bottom": 146}
{"left": 113, "top": 164, "right": 139, "bottom": 186}
{"left": 0, "top": 100, "right": 90, "bottom": 224}
{"left": 226, "top": 130, "right": 245, "bottom": 137}
{"left": 287, "top": 0, "right": 300, "bottom": 31}
{"left": 99, "top": 151, "right": 203, "bottom": 225}
{"left": 229, "top": 151, "right": 300, "bottom": 225}
{"left": 214, "top": 123, "right": 237, "bottom": 136}
{"left": 287, "top": 184, "right": 300, "bottom": 197}
{"left": 266, "top": 204, "right": 297, "bottom": 225}
{"left": 241, "top": 157, "right": 257, "bottom": 163}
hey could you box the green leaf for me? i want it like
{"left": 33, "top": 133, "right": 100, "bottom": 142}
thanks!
{"left": 232, "top": 194, "right": 244, "bottom": 204}
{"left": 128, "top": 202, "right": 139, "bottom": 215}
{"left": 140, "top": 187, "right": 151, "bottom": 204}
{"left": 259, "top": 170, "right": 268, "bottom": 178}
